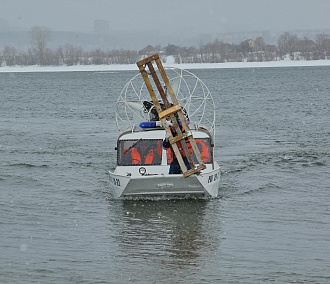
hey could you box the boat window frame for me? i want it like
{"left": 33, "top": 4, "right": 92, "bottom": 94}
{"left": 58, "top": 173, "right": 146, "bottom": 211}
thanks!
{"left": 194, "top": 137, "right": 213, "bottom": 164}
{"left": 117, "top": 138, "right": 163, "bottom": 166}
{"left": 165, "top": 137, "right": 213, "bottom": 165}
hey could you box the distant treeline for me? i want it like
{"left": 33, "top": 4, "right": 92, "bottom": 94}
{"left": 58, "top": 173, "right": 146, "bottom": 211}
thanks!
{"left": 1, "top": 27, "right": 330, "bottom": 67}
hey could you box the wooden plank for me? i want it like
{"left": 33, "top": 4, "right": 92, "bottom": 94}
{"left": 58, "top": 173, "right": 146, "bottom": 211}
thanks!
{"left": 145, "top": 62, "right": 193, "bottom": 167}
{"left": 158, "top": 104, "right": 181, "bottom": 119}
{"left": 151, "top": 57, "right": 201, "bottom": 171}
{"left": 137, "top": 65, "right": 162, "bottom": 114}
{"left": 136, "top": 54, "right": 206, "bottom": 176}
{"left": 169, "top": 132, "right": 188, "bottom": 144}
{"left": 146, "top": 61, "right": 171, "bottom": 108}
{"left": 147, "top": 58, "right": 200, "bottom": 169}
{"left": 136, "top": 54, "right": 159, "bottom": 67}
{"left": 183, "top": 164, "right": 206, "bottom": 178}
{"left": 176, "top": 110, "right": 205, "bottom": 166}
{"left": 137, "top": 60, "right": 189, "bottom": 174}
{"left": 155, "top": 58, "right": 180, "bottom": 105}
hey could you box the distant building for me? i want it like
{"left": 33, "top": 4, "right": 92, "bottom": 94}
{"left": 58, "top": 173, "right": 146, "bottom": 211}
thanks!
{"left": 248, "top": 40, "right": 254, "bottom": 48}
{"left": 264, "top": 44, "right": 277, "bottom": 53}
{"left": 296, "top": 39, "right": 317, "bottom": 52}
{"left": 94, "top": 20, "right": 109, "bottom": 34}
{"left": 139, "top": 45, "right": 158, "bottom": 56}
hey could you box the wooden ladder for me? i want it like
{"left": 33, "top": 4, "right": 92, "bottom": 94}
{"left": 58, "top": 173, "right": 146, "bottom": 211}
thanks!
{"left": 136, "top": 54, "right": 206, "bottom": 177}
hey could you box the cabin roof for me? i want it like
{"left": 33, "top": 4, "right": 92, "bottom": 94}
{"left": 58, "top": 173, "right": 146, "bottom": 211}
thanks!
{"left": 118, "top": 129, "right": 210, "bottom": 141}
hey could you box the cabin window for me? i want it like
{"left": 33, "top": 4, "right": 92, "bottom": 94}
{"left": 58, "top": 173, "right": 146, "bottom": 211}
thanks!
{"left": 118, "top": 139, "right": 162, "bottom": 166}
{"left": 166, "top": 138, "right": 212, "bottom": 165}
{"left": 194, "top": 138, "right": 212, "bottom": 163}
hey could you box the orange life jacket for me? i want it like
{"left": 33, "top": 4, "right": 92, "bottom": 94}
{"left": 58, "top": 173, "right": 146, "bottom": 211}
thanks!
{"left": 131, "top": 148, "right": 154, "bottom": 165}
{"left": 167, "top": 137, "right": 192, "bottom": 164}
{"left": 131, "top": 148, "right": 141, "bottom": 165}
{"left": 144, "top": 150, "right": 154, "bottom": 165}
{"left": 195, "top": 139, "right": 210, "bottom": 162}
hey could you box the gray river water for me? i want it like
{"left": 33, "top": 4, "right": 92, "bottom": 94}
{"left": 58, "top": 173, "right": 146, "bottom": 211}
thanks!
{"left": 1, "top": 66, "right": 329, "bottom": 283}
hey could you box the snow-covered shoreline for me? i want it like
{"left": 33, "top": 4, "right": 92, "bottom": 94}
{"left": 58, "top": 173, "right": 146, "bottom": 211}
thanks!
{"left": 1, "top": 58, "right": 330, "bottom": 73}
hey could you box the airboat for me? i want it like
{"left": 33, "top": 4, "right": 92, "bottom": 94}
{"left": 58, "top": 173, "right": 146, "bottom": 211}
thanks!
{"left": 109, "top": 54, "right": 220, "bottom": 198}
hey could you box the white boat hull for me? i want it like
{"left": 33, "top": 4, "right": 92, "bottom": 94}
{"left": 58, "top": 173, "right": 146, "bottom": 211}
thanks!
{"left": 111, "top": 65, "right": 222, "bottom": 199}
{"left": 109, "top": 163, "right": 220, "bottom": 199}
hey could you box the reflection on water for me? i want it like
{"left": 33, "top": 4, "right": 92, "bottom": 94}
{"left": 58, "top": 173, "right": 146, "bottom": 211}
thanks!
{"left": 108, "top": 199, "right": 223, "bottom": 271}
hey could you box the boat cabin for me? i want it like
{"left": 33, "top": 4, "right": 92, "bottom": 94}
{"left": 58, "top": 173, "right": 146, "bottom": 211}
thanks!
{"left": 116, "top": 128, "right": 213, "bottom": 167}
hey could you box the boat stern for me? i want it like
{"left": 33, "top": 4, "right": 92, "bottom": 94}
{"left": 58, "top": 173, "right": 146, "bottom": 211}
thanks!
{"left": 109, "top": 164, "right": 220, "bottom": 199}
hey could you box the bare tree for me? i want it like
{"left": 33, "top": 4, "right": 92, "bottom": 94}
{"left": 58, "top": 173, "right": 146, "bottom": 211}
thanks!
{"left": 239, "top": 40, "right": 253, "bottom": 57}
{"left": 288, "top": 34, "right": 299, "bottom": 59}
{"left": 278, "top": 32, "right": 299, "bottom": 59}
{"left": 2, "top": 45, "right": 17, "bottom": 66}
{"left": 30, "top": 26, "right": 52, "bottom": 65}
{"left": 198, "top": 40, "right": 205, "bottom": 63}
{"left": 278, "top": 32, "right": 290, "bottom": 59}
{"left": 315, "top": 33, "right": 329, "bottom": 59}
{"left": 54, "top": 47, "right": 64, "bottom": 65}
{"left": 5, "top": 28, "right": 330, "bottom": 66}
{"left": 254, "top": 36, "right": 265, "bottom": 52}
{"left": 315, "top": 33, "right": 328, "bottom": 51}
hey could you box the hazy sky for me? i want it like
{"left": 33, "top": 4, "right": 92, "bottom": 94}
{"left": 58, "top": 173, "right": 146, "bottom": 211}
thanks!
{"left": 1, "top": 0, "right": 330, "bottom": 34}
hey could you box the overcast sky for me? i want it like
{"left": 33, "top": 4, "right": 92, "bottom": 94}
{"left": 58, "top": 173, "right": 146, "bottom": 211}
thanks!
{"left": 1, "top": 0, "right": 330, "bottom": 34}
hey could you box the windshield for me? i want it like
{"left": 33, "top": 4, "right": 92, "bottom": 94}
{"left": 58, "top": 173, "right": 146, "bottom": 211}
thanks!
{"left": 118, "top": 139, "right": 162, "bottom": 166}
{"left": 165, "top": 138, "right": 212, "bottom": 165}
